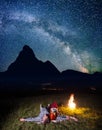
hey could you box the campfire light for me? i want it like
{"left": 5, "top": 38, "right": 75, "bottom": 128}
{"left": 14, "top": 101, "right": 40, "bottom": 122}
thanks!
{"left": 68, "top": 94, "right": 76, "bottom": 110}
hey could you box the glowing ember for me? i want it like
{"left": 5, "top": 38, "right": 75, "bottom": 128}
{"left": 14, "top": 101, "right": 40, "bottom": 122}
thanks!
{"left": 68, "top": 94, "right": 76, "bottom": 109}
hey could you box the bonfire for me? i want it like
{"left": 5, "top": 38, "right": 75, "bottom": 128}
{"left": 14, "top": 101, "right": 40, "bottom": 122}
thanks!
{"left": 68, "top": 94, "right": 76, "bottom": 110}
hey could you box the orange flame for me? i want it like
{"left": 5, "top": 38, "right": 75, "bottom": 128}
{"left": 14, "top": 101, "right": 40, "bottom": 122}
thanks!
{"left": 68, "top": 94, "right": 76, "bottom": 109}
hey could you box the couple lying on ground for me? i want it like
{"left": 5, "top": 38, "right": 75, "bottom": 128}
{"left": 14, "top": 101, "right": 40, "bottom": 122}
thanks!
{"left": 20, "top": 102, "right": 78, "bottom": 124}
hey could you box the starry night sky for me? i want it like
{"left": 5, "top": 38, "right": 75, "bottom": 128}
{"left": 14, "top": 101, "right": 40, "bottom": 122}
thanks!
{"left": 0, "top": 0, "right": 102, "bottom": 73}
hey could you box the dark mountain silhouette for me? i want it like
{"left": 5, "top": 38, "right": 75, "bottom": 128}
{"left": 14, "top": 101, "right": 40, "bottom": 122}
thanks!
{"left": 0, "top": 45, "right": 102, "bottom": 97}
{"left": 6, "top": 45, "right": 60, "bottom": 78}
{"left": 0, "top": 45, "right": 102, "bottom": 83}
{"left": 61, "top": 69, "right": 89, "bottom": 78}
{"left": 60, "top": 69, "right": 102, "bottom": 89}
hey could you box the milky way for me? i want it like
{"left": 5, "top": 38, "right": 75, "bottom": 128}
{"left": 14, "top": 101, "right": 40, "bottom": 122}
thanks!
{"left": 0, "top": 0, "right": 102, "bottom": 73}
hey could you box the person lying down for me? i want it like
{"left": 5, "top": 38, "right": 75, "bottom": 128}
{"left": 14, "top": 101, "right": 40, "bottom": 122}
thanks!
{"left": 20, "top": 103, "right": 78, "bottom": 124}
{"left": 20, "top": 104, "right": 50, "bottom": 124}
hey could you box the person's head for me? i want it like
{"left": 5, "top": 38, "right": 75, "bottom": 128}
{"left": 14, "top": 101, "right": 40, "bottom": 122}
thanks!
{"left": 42, "top": 114, "right": 50, "bottom": 124}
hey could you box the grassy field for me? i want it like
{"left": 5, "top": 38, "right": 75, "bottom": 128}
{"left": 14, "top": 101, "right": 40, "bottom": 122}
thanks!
{"left": 0, "top": 91, "right": 102, "bottom": 130}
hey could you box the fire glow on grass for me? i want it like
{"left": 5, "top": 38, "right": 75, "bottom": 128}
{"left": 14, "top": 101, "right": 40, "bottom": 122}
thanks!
{"left": 68, "top": 94, "right": 76, "bottom": 110}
